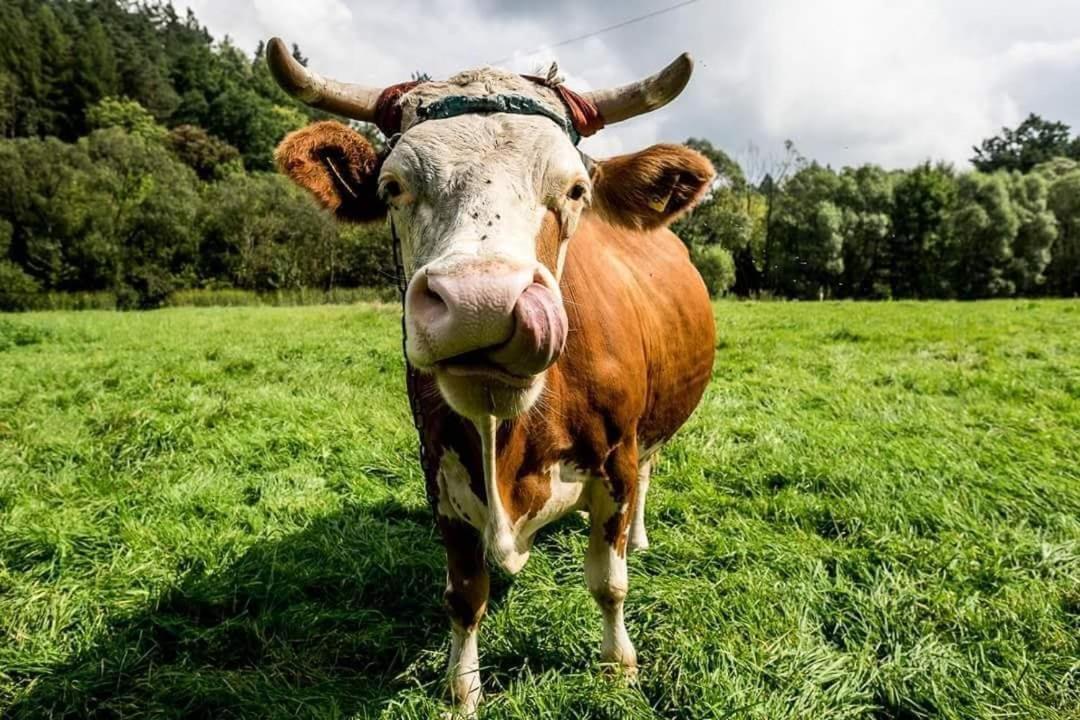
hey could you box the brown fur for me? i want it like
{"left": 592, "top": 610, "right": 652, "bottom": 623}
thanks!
{"left": 591, "top": 144, "right": 715, "bottom": 231}
{"left": 534, "top": 210, "right": 561, "bottom": 275}
{"left": 421, "top": 209, "right": 715, "bottom": 556}
{"left": 274, "top": 135, "right": 716, "bottom": 605}
{"left": 274, "top": 121, "right": 385, "bottom": 222}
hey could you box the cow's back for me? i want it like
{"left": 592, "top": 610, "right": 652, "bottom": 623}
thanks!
{"left": 556, "top": 213, "right": 715, "bottom": 458}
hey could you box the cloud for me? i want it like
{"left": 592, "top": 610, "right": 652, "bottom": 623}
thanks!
{"left": 182, "top": 0, "right": 1080, "bottom": 169}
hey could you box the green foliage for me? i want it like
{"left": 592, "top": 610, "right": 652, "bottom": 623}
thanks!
{"left": 768, "top": 164, "right": 846, "bottom": 298}
{"left": 690, "top": 244, "right": 737, "bottom": 296}
{"left": 888, "top": 162, "right": 956, "bottom": 298}
{"left": 86, "top": 96, "right": 167, "bottom": 142}
{"left": 3, "top": 0, "right": 1080, "bottom": 305}
{"left": 199, "top": 173, "right": 339, "bottom": 291}
{"left": 675, "top": 139, "right": 764, "bottom": 297}
{"left": 946, "top": 172, "right": 1021, "bottom": 298}
{"left": 835, "top": 165, "right": 893, "bottom": 298}
{"left": 166, "top": 124, "right": 242, "bottom": 180}
{"left": 1038, "top": 158, "right": 1080, "bottom": 296}
{"left": 0, "top": 261, "right": 40, "bottom": 311}
{"left": 1007, "top": 171, "right": 1057, "bottom": 294}
{"left": 0, "top": 125, "right": 395, "bottom": 309}
{"left": 0, "top": 0, "right": 324, "bottom": 164}
{"left": 971, "top": 113, "right": 1080, "bottom": 172}
{"left": 1, "top": 302, "right": 1077, "bottom": 717}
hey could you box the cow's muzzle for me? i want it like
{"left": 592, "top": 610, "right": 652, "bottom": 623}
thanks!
{"left": 404, "top": 257, "right": 568, "bottom": 409}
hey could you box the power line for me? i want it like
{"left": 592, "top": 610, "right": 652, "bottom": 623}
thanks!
{"left": 487, "top": 0, "right": 705, "bottom": 66}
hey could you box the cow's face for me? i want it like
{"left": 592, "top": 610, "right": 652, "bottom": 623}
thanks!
{"left": 380, "top": 74, "right": 591, "bottom": 420}
{"left": 268, "top": 39, "right": 709, "bottom": 421}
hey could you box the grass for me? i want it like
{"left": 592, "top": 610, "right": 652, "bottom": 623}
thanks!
{"left": 1, "top": 301, "right": 1078, "bottom": 719}
{"left": 4, "top": 286, "right": 399, "bottom": 312}
{"left": 164, "top": 287, "right": 398, "bottom": 308}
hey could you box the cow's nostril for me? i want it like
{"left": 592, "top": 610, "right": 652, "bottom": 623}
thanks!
{"left": 407, "top": 272, "right": 451, "bottom": 326}
{"left": 424, "top": 285, "right": 446, "bottom": 308}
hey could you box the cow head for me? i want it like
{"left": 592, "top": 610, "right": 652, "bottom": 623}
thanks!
{"left": 269, "top": 39, "right": 712, "bottom": 422}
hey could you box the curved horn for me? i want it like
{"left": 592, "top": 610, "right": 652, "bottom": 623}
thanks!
{"left": 584, "top": 53, "right": 694, "bottom": 125}
{"left": 266, "top": 37, "right": 382, "bottom": 122}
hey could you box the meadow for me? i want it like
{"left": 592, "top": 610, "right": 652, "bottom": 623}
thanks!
{"left": 1, "top": 301, "right": 1078, "bottom": 719}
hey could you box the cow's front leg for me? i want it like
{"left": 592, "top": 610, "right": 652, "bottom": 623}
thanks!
{"left": 628, "top": 457, "right": 652, "bottom": 553}
{"left": 585, "top": 452, "right": 639, "bottom": 676}
{"left": 440, "top": 517, "right": 489, "bottom": 715}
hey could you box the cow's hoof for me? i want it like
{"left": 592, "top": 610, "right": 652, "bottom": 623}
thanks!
{"left": 442, "top": 701, "right": 480, "bottom": 719}
{"left": 600, "top": 660, "right": 639, "bottom": 685}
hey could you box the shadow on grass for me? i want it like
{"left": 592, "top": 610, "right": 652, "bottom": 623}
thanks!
{"left": 7, "top": 499, "right": 454, "bottom": 719}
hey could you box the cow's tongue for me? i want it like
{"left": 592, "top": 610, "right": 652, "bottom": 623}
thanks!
{"left": 488, "top": 283, "right": 567, "bottom": 377}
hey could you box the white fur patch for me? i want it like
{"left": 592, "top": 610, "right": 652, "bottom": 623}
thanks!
{"left": 436, "top": 450, "right": 588, "bottom": 575}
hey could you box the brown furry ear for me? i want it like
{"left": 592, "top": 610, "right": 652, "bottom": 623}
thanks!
{"left": 275, "top": 121, "right": 385, "bottom": 222}
{"left": 590, "top": 144, "right": 715, "bottom": 230}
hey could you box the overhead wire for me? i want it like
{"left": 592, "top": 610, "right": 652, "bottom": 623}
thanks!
{"left": 485, "top": 0, "right": 705, "bottom": 67}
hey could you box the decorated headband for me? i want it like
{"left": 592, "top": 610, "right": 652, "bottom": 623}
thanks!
{"left": 372, "top": 76, "right": 605, "bottom": 144}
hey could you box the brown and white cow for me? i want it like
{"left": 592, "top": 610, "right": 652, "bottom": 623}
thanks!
{"left": 267, "top": 37, "right": 715, "bottom": 715}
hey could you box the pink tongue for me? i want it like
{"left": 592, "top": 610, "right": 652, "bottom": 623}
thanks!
{"left": 488, "top": 283, "right": 568, "bottom": 376}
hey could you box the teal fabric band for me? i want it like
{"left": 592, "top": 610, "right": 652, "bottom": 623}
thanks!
{"left": 415, "top": 93, "right": 581, "bottom": 145}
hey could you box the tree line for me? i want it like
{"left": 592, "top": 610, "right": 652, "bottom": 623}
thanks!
{"left": 0, "top": 0, "right": 394, "bottom": 310}
{"left": 676, "top": 127, "right": 1080, "bottom": 300}
{"left": 1, "top": 0, "right": 1078, "bottom": 310}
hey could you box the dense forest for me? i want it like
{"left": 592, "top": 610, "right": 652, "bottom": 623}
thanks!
{"left": 1, "top": 0, "right": 1078, "bottom": 310}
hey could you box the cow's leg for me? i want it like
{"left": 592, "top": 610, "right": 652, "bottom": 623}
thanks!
{"left": 628, "top": 457, "right": 651, "bottom": 553}
{"left": 440, "top": 517, "right": 489, "bottom": 716}
{"left": 585, "top": 443, "right": 639, "bottom": 676}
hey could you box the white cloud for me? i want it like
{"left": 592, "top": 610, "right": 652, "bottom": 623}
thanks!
{"left": 182, "top": 0, "right": 1080, "bottom": 169}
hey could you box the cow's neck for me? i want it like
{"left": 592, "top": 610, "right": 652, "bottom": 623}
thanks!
{"left": 421, "top": 364, "right": 583, "bottom": 575}
{"left": 472, "top": 413, "right": 524, "bottom": 573}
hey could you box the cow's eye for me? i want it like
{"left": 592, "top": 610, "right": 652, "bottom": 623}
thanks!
{"left": 567, "top": 183, "right": 587, "bottom": 201}
{"left": 381, "top": 179, "right": 403, "bottom": 200}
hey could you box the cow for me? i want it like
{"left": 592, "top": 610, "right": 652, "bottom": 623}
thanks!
{"left": 266, "top": 37, "right": 715, "bottom": 715}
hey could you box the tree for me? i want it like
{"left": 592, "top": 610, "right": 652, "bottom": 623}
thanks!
{"left": 1006, "top": 171, "right": 1057, "bottom": 294}
{"left": 690, "top": 244, "right": 737, "bottom": 296}
{"left": 81, "top": 128, "right": 202, "bottom": 306}
{"left": 1037, "top": 158, "right": 1080, "bottom": 295}
{"left": 71, "top": 16, "right": 119, "bottom": 134}
{"left": 674, "top": 139, "right": 774, "bottom": 296}
{"left": 86, "top": 96, "right": 166, "bottom": 142}
{"left": 835, "top": 165, "right": 893, "bottom": 298}
{"left": 0, "top": 218, "right": 40, "bottom": 310}
{"left": 166, "top": 124, "right": 241, "bottom": 180}
{"left": 0, "top": 127, "right": 202, "bottom": 307}
{"left": 199, "top": 174, "right": 338, "bottom": 291}
{"left": 760, "top": 140, "right": 805, "bottom": 295}
{"left": 945, "top": 172, "right": 1020, "bottom": 298}
{"left": 971, "top": 114, "right": 1079, "bottom": 172}
{"left": 768, "top": 163, "right": 844, "bottom": 298}
{"left": 889, "top": 163, "right": 956, "bottom": 298}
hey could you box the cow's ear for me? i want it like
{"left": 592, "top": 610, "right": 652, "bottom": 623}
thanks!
{"left": 275, "top": 120, "right": 385, "bottom": 222}
{"left": 590, "top": 144, "right": 715, "bottom": 231}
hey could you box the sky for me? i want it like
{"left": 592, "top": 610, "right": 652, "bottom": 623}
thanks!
{"left": 181, "top": 0, "right": 1080, "bottom": 170}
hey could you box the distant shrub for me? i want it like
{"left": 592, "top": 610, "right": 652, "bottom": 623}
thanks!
{"left": 691, "top": 244, "right": 737, "bottom": 297}
{"left": 0, "top": 261, "right": 41, "bottom": 311}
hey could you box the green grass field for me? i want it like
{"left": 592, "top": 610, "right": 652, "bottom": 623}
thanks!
{"left": 1, "top": 301, "right": 1078, "bottom": 719}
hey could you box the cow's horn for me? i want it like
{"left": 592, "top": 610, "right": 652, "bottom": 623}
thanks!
{"left": 583, "top": 53, "right": 693, "bottom": 125}
{"left": 266, "top": 37, "right": 382, "bottom": 122}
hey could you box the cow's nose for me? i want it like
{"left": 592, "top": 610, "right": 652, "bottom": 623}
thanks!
{"left": 404, "top": 258, "right": 567, "bottom": 375}
{"left": 406, "top": 259, "right": 536, "bottom": 363}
